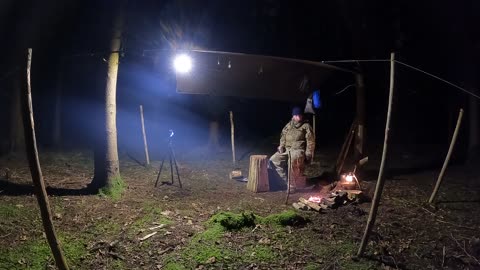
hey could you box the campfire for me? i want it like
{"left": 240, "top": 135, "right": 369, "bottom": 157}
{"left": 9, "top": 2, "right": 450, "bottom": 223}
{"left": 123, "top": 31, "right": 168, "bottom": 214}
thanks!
{"left": 293, "top": 172, "right": 367, "bottom": 212}
{"left": 337, "top": 172, "right": 361, "bottom": 190}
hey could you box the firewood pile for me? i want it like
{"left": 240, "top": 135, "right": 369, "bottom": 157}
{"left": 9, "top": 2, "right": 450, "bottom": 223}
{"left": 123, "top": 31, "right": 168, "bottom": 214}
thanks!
{"left": 293, "top": 190, "right": 367, "bottom": 212}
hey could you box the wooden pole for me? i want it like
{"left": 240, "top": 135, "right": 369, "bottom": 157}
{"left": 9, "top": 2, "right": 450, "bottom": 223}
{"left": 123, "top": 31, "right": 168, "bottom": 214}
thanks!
{"left": 22, "top": 48, "right": 69, "bottom": 270}
{"left": 140, "top": 105, "right": 150, "bottom": 165}
{"left": 313, "top": 113, "right": 316, "bottom": 138}
{"left": 229, "top": 111, "right": 236, "bottom": 165}
{"left": 357, "top": 52, "right": 395, "bottom": 257}
{"left": 355, "top": 72, "right": 366, "bottom": 160}
{"left": 285, "top": 150, "right": 292, "bottom": 204}
{"left": 428, "top": 108, "right": 464, "bottom": 204}
{"left": 337, "top": 126, "right": 355, "bottom": 176}
{"left": 336, "top": 119, "right": 356, "bottom": 171}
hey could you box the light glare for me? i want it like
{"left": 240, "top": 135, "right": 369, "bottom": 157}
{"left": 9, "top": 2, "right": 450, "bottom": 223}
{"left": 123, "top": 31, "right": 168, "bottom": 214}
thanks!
{"left": 173, "top": 54, "right": 192, "bottom": 73}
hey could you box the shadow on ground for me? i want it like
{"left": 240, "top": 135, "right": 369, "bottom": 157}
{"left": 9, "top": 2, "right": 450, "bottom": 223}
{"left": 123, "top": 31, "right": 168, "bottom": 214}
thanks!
{"left": 0, "top": 178, "right": 95, "bottom": 196}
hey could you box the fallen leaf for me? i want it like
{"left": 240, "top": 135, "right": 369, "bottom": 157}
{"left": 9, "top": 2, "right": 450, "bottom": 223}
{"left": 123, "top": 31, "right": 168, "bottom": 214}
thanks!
{"left": 205, "top": 257, "right": 216, "bottom": 264}
{"left": 161, "top": 210, "right": 173, "bottom": 216}
{"left": 259, "top": 238, "right": 271, "bottom": 245}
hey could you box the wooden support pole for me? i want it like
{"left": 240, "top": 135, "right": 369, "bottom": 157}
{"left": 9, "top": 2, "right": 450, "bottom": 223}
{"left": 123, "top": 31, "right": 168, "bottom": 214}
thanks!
{"left": 229, "top": 111, "right": 236, "bottom": 165}
{"left": 335, "top": 120, "right": 357, "bottom": 175}
{"left": 313, "top": 113, "right": 316, "bottom": 138}
{"left": 428, "top": 108, "right": 464, "bottom": 204}
{"left": 22, "top": 48, "right": 69, "bottom": 270}
{"left": 357, "top": 52, "right": 395, "bottom": 257}
{"left": 337, "top": 127, "right": 355, "bottom": 176}
{"left": 140, "top": 105, "right": 150, "bottom": 165}
{"left": 355, "top": 72, "right": 366, "bottom": 160}
{"left": 285, "top": 150, "right": 292, "bottom": 204}
{"left": 336, "top": 119, "right": 356, "bottom": 171}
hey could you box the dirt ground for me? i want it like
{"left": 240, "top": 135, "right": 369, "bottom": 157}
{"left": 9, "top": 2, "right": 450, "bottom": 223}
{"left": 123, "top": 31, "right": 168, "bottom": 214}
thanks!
{"left": 1, "top": 146, "right": 479, "bottom": 270}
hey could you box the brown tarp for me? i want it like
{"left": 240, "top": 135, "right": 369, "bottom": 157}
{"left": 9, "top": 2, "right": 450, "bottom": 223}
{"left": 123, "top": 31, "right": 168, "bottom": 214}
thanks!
{"left": 174, "top": 50, "right": 352, "bottom": 102}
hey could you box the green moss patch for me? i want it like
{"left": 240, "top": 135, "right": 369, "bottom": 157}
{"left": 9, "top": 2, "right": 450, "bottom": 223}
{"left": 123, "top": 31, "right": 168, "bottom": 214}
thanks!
{"left": 208, "top": 210, "right": 307, "bottom": 231}
{"left": 261, "top": 210, "right": 307, "bottom": 226}
{"left": 208, "top": 211, "right": 256, "bottom": 230}
{"left": 131, "top": 205, "right": 172, "bottom": 232}
{"left": 0, "top": 234, "right": 88, "bottom": 269}
{"left": 99, "top": 176, "right": 125, "bottom": 200}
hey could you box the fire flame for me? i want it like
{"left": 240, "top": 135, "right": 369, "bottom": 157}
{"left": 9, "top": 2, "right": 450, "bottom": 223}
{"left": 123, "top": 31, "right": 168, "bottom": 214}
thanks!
{"left": 346, "top": 175, "right": 353, "bottom": 182}
{"left": 308, "top": 196, "right": 322, "bottom": 203}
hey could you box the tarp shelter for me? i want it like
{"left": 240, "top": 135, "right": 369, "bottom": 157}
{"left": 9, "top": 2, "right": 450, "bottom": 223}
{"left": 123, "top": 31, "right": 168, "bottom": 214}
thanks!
{"left": 173, "top": 50, "right": 353, "bottom": 102}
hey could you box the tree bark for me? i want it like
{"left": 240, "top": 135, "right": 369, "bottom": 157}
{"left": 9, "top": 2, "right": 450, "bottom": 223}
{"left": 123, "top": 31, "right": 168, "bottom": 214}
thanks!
{"left": 52, "top": 57, "right": 64, "bottom": 147}
{"left": 468, "top": 95, "right": 479, "bottom": 159}
{"left": 92, "top": 5, "right": 124, "bottom": 189}
{"left": 9, "top": 74, "right": 25, "bottom": 153}
{"left": 22, "top": 48, "right": 69, "bottom": 270}
{"left": 208, "top": 120, "right": 220, "bottom": 151}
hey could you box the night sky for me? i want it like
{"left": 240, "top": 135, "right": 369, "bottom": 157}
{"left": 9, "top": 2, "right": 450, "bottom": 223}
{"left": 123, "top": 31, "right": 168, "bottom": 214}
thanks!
{"left": 1, "top": 0, "right": 479, "bottom": 158}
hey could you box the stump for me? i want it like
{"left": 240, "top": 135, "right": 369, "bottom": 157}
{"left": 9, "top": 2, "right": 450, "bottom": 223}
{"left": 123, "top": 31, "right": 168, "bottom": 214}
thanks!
{"left": 247, "top": 155, "right": 269, "bottom": 192}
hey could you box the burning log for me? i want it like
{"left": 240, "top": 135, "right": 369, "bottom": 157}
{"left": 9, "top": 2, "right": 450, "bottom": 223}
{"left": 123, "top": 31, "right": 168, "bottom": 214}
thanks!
{"left": 295, "top": 190, "right": 366, "bottom": 212}
{"left": 292, "top": 202, "right": 309, "bottom": 210}
{"left": 299, "top": 197, "right": 322, "bottom": 212}
{"left": 247, "top": 155, "right": 269, "bottom": 192}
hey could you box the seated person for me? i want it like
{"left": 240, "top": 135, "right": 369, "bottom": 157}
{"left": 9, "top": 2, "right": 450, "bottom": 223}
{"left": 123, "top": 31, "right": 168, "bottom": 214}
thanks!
{"left": 268, "top": 106, "right": 315, "bottom": 191}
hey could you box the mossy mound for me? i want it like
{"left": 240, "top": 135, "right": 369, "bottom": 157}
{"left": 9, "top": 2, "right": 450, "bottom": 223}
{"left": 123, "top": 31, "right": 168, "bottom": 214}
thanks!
{"left": 261, "top": 210, "right": 307, "bottom": 226}
{"left": 208, "top": 211, "right": 256, "bottom": 230}
{"left": 208, "top": 210, "right": 307, "bottom": 231}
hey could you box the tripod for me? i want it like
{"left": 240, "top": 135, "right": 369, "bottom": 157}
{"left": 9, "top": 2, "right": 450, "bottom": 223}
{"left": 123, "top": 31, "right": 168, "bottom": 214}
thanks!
{"left": 155, "top": 130, "right": 182, "bottom": 188}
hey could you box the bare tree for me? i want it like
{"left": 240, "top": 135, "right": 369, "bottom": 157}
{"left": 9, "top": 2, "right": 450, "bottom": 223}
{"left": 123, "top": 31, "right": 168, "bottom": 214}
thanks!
{"left": 91, "top": 4, "right": 125, "bottom": 193}
{"left": 9, "top": 73, "right": 25, "bottom": 153}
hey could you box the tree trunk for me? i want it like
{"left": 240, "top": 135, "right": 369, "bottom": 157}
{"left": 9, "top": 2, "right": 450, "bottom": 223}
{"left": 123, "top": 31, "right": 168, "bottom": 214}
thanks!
{"left": 52, "top": 57, "right": 64, "bottom": 147}
{"left": 468, "top": 94, "right": 479, "bottom": 159}
{"left": 9, "top": 74, "right": 25, "bottom": 153}
{"left": 91, "top": 6, "right": 124, "bottom": 190}
{"left": 22, "top": 48, "right": 70, "bottom": 270}
{"left": 208, "top": 120, "right": 220, "bottom": 152}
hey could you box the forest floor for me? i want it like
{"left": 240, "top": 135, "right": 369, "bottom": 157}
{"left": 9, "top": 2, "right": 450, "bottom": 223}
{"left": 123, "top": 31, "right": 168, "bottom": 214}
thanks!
{"left": 0, "top": 146, "right": 479, "bottom": 270}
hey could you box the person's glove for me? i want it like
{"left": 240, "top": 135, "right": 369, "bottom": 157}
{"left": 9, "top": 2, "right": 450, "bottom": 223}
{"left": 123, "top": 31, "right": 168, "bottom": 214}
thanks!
{"left": 305, "top": 155, "right": 312, "bottom": 165}
{"left": 277, "top": 146, "right": 285, "bottom": 153}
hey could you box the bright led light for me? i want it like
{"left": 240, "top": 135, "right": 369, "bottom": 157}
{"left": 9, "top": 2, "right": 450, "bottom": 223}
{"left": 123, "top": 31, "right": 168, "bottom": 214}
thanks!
{"left": 173, "top": 54, "right": 192, "bottom": 73}
{"left": 346, "top": 175, "right": 353, "bottom": 182}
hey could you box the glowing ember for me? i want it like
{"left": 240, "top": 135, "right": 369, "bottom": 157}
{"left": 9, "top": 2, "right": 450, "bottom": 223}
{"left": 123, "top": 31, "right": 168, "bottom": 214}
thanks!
{"left": 308, "top": 196, "right": 323, "bottom": 203}
{"left": 346, "top": 175, "right": 353, "bottom": 182}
